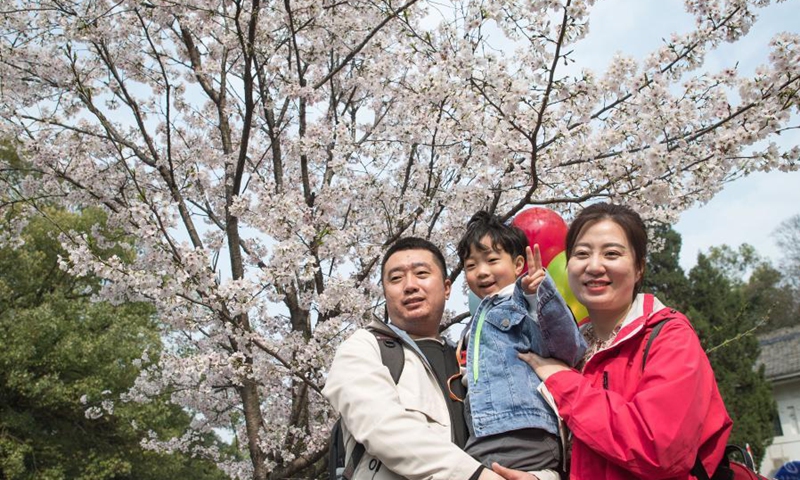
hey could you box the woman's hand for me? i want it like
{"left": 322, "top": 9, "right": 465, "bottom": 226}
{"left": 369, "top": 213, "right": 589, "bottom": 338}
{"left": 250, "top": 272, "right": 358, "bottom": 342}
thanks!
{"left": 518, "top": 351, "right": 570, "bottom": 382}
{"left": 491, "top": 462, "right": 539, "bottom": 480}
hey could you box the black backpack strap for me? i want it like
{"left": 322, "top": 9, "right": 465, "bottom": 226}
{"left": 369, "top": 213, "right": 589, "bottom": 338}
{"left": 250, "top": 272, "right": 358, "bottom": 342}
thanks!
{"left": 641, "top": 317, "right": 671, "bottom": 371}
{"left": 343, "top": 443, "right": 364, "bottom": 480}
{"left": 692, "top": 456, "right": 711, "bottom": 480}
{"left": 329, "top": 419, "right": 346, "bottom": 480}
{"left": 692, "top": 449, "right": 737, "bottom": 480}
{"left": 340, "top": 328, "right": 405, "bottom": 479}
{"left": 725, "top": 444, "right": 755, "bottom": 471}
{"left": 370, "top": 330, "right": 405, "bottom": 383}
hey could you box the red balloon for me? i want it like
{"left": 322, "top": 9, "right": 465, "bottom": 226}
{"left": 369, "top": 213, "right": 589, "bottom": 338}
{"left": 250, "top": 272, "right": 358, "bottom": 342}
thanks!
{"left": 511, "top": 207, "right": 568, "bottom": 268}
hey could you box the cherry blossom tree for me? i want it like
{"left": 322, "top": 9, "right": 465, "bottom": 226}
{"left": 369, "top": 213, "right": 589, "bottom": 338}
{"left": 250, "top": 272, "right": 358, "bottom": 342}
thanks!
{"left": 1, "top": 0, "right": 798, "bottom": 478}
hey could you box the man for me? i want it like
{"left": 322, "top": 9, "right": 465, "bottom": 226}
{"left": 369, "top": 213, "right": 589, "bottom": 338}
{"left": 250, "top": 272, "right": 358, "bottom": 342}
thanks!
{"left": 323, "top": 237, "right": 504, "bottom": 480}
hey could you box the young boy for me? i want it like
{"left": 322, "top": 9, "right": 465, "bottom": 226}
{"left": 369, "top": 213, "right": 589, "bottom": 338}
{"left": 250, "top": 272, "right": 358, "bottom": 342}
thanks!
{"left": 455, "top": 211, "right": 586, "bottom": 480}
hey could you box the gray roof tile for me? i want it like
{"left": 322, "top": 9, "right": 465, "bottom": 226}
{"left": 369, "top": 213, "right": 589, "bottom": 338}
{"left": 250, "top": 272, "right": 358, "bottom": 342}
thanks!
{"left": 757, "top": 324, "right": 800, "bottom": 380}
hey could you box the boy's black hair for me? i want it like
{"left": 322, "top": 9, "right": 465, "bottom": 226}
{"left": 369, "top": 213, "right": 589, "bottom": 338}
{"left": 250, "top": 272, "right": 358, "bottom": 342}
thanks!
{"left": 381, "top": 236, "right": 448, "bottom": 279}
{"left": 457, "top": 211, "right": 528, "bottom": 262}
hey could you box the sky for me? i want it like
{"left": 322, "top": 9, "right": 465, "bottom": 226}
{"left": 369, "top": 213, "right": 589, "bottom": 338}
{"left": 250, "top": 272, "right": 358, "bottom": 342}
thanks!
{"left": 675, "top": 170, "right": 800, "bottom": 271}
{"left": 567, "top": 0, "right": 800, "bottom": 271}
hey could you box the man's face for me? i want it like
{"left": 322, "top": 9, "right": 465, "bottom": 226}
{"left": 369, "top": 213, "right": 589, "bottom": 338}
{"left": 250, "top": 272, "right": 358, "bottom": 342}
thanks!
{"left": 382, "top": 248, "right": 451, "bottom": 339}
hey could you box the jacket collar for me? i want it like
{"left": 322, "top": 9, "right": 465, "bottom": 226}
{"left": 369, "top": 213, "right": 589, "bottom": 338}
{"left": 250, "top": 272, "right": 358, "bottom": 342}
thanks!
{"left": 493, "top": 282, "right": 516, "bottom": 298}
{"left": 610, "top": 294, "right": 667, "bottom": 347}
{"left": 477, "top": 277, "right": 529, "bottom": 312}
{"left": 579, "top": 294, "right": 668, "bottom": 352}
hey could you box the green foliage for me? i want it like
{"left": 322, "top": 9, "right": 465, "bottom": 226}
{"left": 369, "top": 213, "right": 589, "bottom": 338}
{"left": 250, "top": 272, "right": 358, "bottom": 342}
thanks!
{"left": 686, "top": 252, "right": 776, "bottom": 464}
{"left": 0, "top": 209, "right": 226, "bottom": 480}
{"left": 642, "top": 224, "right": 690, "bottom": 310}
{"left": 744, "top": 263, "right": 798, "bottom": 332}
{"left": 645, "top": 228, "right": 779, "bottom": 464}
{"left": 0, "top": 138, "right": 26, "bottom": 179}
{"left": 703, "top": 244, "right": 798, "bottom": 332}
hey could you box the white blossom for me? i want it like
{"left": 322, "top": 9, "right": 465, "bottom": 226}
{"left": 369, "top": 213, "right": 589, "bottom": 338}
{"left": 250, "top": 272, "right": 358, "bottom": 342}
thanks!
{"left": 1, "top": 0, "right": 798, "bottom": 478}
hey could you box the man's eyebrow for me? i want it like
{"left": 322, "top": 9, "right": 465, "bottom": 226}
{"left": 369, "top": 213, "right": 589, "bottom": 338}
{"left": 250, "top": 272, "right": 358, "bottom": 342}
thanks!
{"left": 385, "top": 261, "right": 433, "bottom": 277}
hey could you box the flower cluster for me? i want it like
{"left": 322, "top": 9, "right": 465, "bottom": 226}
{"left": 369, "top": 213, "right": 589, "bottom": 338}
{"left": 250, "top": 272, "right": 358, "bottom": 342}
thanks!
{"left": 0, "top": 0, "right": 797, "bottom": 477}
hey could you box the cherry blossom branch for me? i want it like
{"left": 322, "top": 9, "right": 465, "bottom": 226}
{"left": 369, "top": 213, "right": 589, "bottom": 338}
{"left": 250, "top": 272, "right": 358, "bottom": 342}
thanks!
{"left": 250, "top": 338, "right": 323, "bottom": 396}
{"left": 529, "top": 0, "right": 571, "bottom": 179}
{"left": 311, "top": 0, "right": 420, "bottom": 90}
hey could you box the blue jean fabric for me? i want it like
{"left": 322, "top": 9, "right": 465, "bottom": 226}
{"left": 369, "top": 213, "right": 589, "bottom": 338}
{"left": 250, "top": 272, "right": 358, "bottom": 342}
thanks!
{"left": 464, "top": 274, "right": 586, "bottom": 438}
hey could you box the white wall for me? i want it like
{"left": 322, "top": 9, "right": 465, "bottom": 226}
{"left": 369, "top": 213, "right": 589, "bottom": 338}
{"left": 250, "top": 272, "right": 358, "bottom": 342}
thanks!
{"left": 761, "top": 377, "right": 800, "bottom": 476}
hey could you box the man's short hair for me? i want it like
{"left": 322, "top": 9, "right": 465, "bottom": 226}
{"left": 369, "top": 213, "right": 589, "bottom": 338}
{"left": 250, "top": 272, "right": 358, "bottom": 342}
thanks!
{"left": 457, "top": 211, "right": 528, "bottom": 262}
{"left": 381, "top": 237, "right": 448, "bottom": 279}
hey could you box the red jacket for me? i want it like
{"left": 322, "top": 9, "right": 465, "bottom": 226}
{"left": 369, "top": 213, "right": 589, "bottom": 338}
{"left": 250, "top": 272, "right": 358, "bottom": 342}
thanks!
{"left": 544, "top": 294, "right": 733, "bottom": 480}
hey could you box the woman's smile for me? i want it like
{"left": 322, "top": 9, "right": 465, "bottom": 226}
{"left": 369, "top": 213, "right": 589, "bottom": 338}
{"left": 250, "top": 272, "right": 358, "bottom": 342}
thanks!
{"left": 567, "top": 219, "right": 642, "bottom": 328}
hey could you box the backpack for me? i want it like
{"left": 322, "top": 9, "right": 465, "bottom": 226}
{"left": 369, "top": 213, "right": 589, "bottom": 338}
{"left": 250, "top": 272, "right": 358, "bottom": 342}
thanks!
{"left": 643, "top": 319, "right": 769, "bottom": 480}
{"left": 690, "top": 444, "right": 770, "bottom": 480}
{"left": 328, "top": 327, "right": 405, "bottom": 480}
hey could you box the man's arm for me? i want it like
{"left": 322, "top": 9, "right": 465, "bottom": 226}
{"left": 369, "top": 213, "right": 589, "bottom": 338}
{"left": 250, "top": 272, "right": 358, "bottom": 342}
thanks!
{"left": 323, "top": 329, "right": 488, "bottom": 480}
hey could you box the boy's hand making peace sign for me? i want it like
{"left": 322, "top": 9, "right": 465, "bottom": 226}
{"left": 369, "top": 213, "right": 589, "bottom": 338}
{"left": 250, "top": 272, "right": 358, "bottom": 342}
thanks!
{"left": 521, "top": 244, "right": 546, "bottom": 296}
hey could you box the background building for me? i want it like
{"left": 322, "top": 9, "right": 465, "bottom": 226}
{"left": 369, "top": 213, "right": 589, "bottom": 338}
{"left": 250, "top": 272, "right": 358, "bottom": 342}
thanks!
{"left": 758, "top": 325, "right": 800, "bottom": 476}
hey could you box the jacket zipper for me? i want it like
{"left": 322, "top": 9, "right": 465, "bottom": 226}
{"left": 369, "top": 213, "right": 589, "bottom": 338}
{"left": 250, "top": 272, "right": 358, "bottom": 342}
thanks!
{"left": 472, "top": 307, "right": 489, "bottom": 382}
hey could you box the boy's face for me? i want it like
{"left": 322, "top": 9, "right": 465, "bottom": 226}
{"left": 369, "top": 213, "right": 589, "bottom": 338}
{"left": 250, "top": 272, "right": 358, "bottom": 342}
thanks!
{"left": 464, "top": 235, "right": 525, "bottom": 299}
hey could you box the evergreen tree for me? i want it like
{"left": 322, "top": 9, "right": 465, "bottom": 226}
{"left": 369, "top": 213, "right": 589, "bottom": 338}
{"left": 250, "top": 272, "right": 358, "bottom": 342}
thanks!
{"left": 745, "top": 263, "right": 798, "bottom": 332}
{"left": 687, "top": 248, "right": 776, "bottom": 465}
{"left": 642, "top": 224, "right": 690, "bottom": 311}
{"left": 644, "top": 228, "right": 778, "bottom": 464}
{"left": 0, "top": 207, "right": 227, "bottom": 480}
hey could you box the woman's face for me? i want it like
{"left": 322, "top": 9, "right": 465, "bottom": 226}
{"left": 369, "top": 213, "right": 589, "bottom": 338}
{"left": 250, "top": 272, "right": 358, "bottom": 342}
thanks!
{"left": 567, "top": 219, "right": 643, "bottom": 323}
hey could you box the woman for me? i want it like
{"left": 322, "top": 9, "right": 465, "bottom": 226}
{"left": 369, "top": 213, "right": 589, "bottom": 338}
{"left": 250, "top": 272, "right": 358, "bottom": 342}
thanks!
{"left": 495, "top": 203, "right": 732, "bottom": 480}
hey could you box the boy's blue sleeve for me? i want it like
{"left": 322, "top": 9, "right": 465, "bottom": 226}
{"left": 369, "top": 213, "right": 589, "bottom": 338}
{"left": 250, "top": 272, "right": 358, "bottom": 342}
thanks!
{"left": 521, "top": 274, "right": 587, "bottom": 367}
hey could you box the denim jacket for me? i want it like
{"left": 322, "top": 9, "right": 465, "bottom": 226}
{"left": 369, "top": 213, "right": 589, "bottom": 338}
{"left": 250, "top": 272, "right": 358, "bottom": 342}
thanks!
{"left": 464, "top": 273, "right": 587, "bottom": 438}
